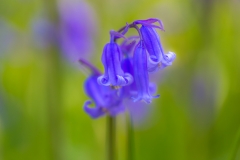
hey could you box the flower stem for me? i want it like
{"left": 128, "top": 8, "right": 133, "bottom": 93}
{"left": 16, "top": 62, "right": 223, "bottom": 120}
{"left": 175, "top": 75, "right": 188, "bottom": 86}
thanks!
{"left": 78, "top": 59, "right": 101, "bottom": 75}
{"left": 115, "top": 22, "right": 141, "bottom": 42}
{"left": 230, "top": 128, "right": 240, "bottom": 160}
{"left": 44, "top": 0, "right": 62, "bottom": 159}
{"left": 127, "top": 113, "right": 134, "bottom": 160}
{"left": 107, "top": 116, "right": 116, "bottom": 160}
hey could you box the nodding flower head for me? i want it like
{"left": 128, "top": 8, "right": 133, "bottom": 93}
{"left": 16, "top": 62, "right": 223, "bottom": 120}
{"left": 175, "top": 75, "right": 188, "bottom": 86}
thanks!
{"left": 132, "top": 41, "right": 159, "bottom": 103}
{"left": 97, "top": 31, "right": 133, "bottom": 89}
{"left": 80, "top": 59, "right": 124, "bottom": 119}
{"left": 80, "top": 18, "right": 176, "bottom": 119}
{"left": 133, "top": 18, "right": 176, "bottom": 72}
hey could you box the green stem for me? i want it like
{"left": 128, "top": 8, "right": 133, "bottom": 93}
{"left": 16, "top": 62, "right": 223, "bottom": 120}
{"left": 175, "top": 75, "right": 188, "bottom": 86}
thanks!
{"left": 107, "top": 116, "right": 116, "bottom": 160}
{"left": 43, "top": 0, "right": 62, "bottom": 159}
{"left": 127, "top": 113, "right": 134, "bottom": 160}
{"left": 230, "top": 128, "right": 240, "bottom": 160}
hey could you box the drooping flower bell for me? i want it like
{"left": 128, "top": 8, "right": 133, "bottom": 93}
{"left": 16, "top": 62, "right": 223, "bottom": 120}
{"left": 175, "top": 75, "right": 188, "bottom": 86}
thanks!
{"left": 80, "top": 18, "right": 176, "bottom": 119}
{"left": 134, "top": 18, "right": 176, "bottom": 72}
{"left": 120, "top": 57, "right": 137, "bottom": 98}
{"left": 97, "top": 31, "right": 133, "bottom": 89}
{"left": 80, "top": 59, "right": 124, "bottom": 119}
{"left": 132, "top": 40, "right": 159, "bottom": 103}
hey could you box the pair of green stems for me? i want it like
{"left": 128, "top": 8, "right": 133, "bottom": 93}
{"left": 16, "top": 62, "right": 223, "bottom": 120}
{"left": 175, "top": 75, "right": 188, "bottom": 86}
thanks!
{"left": 107, "top": 114, "right": 134, "bottom": 160}
{"left": 107, "top": 115, "right": 240, "bottom": 160}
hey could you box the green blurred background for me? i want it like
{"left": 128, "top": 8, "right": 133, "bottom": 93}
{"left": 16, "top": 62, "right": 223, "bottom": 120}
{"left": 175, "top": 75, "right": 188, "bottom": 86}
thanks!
{"left": 0, "top": 0, "right": 240, "bottom": 160}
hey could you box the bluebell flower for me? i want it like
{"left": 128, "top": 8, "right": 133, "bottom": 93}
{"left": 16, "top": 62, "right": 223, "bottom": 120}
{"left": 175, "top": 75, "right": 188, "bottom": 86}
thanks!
{"left": 134, "top": 18, "right": 176, "bottom": 72}
{"left": 120, "top": 37, "right": 158, "bottom": 100}
{"left": 121, "top": 57, "right": 158, "bottom": 99}
{"left": 120, "top": 57, "right": 137, "bottom": 98}
{"left": 80, "top": 18, "right": 176, "bottom": 119}
{"left": 79, "top": 59, "right": 124, "bottom": 119}
{"left": 58, "top": 0, "right": 97, "bottom": 62}
{"left": 120, "top": 36, "right": 139, "bottom": 55}
{"left": 97, "top": 31, "right": 133, "bottom": 88}
{"left": 140, "top": 26, "right": 176, "bottom": 72}
{"left": 132, "top": 40, "right": 159, "bottom": 103}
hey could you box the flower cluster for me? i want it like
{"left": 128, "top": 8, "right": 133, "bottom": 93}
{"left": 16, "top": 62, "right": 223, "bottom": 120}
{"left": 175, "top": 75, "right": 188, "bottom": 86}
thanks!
{"left": 81, "top": 18, "right": 176, "bottom": 119}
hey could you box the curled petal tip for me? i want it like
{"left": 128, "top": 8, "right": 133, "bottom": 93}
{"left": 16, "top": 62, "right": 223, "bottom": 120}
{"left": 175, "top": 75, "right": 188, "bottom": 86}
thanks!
{"left": 115, "top": 73, "right": 133, "bottom": 86}
{"left": 83, "top": 100, "right": 92, "bottom": 107}
{"left": 83, "top": 101, "right": 105, "bottom": 119}
{"left": 165, "top": 51, "right": 176, "bottom": 61}
{"left": 132, "top": 96, "right": 151, "bottom": 104}
{"left": 97, "top": 75, "right": 111, "bottom": 86}
{"left": 132, "top": 94, "right": 159, "bottom": 104}
{"left": 161, "top": 51, "right": 176, "bottom": 67}
{"left": 98, "top": 73, "right": 133, "bottom": 88}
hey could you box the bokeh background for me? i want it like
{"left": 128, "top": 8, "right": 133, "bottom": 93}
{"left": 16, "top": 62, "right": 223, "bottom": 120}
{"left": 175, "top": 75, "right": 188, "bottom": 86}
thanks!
{"left": 1, "top": 0, "right": 240, "bottom": 160}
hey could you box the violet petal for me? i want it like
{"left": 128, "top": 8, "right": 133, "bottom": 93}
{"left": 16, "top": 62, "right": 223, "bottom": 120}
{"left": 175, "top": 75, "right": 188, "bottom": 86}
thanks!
{"left": 132, "top": 41, "right": 159, "bottom": 103}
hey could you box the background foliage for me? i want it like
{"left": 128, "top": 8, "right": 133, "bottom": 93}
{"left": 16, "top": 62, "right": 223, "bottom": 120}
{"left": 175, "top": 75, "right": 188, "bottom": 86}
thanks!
{"left": 0, "top": 0, "right": 240, "bottom": 160}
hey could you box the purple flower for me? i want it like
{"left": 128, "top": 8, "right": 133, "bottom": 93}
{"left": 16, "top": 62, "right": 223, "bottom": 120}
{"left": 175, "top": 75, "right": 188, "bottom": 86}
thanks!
{"left": 97, "top": 31, "right": 133, "bottom": 88}
{"left": 120, "top": 36, "right": 139, "bottom": 55}
{"left": 120, "top": 37, "right": 158, "bottom": 100}
{"left": 58, "top": 0, "right": 97, "bottom": 62}
{"left": 134, "top": 18, "right": 176, "bottom": 72}
{"left": 141, "top": 26, "right": 176, "bottom": 72}
{"left": 120, "top": 57, "right": 137, "bottom": 98}
{"left": 80, "top": 59, "right": 124, "bottom": 119}
{"left": 80, "top": 18, "right": 176, "bottom": 119}
{"left": 132, "top": 41, "right": 159, "bottom": 103}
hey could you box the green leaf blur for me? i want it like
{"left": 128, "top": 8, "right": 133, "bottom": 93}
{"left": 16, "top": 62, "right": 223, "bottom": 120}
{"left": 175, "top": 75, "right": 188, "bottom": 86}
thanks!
{"left": 0, "top": 0, "right": 240, "bottom": 160}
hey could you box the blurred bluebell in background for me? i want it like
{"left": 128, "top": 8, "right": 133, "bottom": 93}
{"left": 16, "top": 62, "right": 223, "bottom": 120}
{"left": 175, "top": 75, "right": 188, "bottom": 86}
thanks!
{"left": 58, "top": 0, "right": 97, "bottom": 63}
